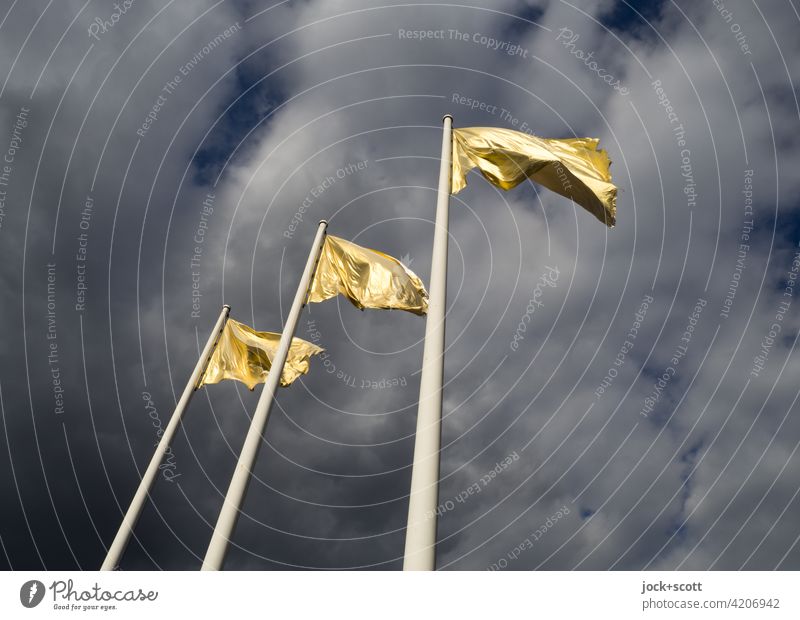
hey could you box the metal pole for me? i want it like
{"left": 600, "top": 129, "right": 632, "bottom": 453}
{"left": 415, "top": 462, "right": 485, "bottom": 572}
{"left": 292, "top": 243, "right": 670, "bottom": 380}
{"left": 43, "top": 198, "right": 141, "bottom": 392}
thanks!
{"left": 403, "top": 114, "right": 452, "bottom": 570}
{"left": 101, "top": 304, "right": 231, "bottom": 570}
{"left": 201, "top": 220, "right": 329, "bottom": 570}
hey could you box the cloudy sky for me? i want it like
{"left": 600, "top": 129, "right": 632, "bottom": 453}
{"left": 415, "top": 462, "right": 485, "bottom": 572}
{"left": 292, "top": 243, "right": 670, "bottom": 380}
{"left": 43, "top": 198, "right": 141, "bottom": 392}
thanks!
{"left": 1, "top": 0, "right": 799, "bottom": 571}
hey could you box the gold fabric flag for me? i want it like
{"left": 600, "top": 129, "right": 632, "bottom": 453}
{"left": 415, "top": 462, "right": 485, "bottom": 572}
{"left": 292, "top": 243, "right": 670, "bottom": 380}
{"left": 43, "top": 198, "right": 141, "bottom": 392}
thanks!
{"left": 198, "top": 318, "right": 323, "bottom": 390}
{"left": 307, "top": 235, "right": 429, "bottom": 316}
{"left": 451, "top": 126, "right": 617, "bottom": 227}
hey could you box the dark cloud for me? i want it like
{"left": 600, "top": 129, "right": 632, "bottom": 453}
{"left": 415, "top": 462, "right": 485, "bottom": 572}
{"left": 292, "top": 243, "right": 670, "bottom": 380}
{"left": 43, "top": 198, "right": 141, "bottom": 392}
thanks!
{"left": 0, "top": 0, "right": 798, "bottom": 572}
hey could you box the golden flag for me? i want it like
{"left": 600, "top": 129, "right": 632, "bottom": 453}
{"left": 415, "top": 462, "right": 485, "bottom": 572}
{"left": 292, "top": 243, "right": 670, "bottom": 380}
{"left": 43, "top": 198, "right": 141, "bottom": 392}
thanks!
{"left": 451, "top": 127, "right": 617, "bottom": 227}
{"left": 198, "top": 318, "right": 323, "bottom": 390}
{"left": 307, "top": 235, "right": 429, "bottom": 316}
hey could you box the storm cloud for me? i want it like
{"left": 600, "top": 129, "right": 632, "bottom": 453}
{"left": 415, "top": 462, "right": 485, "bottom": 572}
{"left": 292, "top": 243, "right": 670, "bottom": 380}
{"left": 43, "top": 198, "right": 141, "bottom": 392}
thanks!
{"left": 0, "top": 0, "right": 798, "bottom": 570}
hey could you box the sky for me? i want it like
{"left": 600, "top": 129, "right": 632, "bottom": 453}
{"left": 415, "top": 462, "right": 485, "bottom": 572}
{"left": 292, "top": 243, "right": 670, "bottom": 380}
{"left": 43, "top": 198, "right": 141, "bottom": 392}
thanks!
{"left": 0, "top": 0, "right": 799, "bottom": 570}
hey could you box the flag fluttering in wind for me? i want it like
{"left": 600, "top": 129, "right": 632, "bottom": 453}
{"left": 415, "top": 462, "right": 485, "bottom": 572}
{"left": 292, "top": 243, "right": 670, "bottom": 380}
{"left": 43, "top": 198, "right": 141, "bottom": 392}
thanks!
{"left": 451, "top": 126, "right": 617, "bottom": 227}
{"left": 307, "top": 235, "right": 429, "bottom": 315}
{"left": 198, "top": 318, "right": 323, "bottom": 390}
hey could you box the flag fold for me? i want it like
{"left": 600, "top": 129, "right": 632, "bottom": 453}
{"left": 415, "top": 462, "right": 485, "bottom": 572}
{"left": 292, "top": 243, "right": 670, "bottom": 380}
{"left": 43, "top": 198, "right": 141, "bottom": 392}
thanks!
{"left": 451, "top": 126, "right": 617, "bottom": 226}
{"left": 307, "top": 235, "right": 429, "bottom": 315}
{"left": 198, "top": 318, "right": 323, "bottom": 390}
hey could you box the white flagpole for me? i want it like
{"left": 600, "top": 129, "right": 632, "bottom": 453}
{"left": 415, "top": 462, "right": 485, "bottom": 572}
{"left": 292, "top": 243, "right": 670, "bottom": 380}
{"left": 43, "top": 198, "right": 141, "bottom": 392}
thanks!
{"left": 101, "top": 303, "right": 231, "bottom": 570}
{"left": 404, "top": 114, "right": 452, "bottom": 570}
{"left": 201, "top": 220, "right": 328, "bottom": 570}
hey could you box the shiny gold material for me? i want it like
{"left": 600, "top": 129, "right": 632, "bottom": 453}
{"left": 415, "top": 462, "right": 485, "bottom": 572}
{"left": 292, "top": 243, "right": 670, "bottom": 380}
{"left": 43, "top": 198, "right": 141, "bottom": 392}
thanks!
{"left": 451, "top": 127, "right": 617, "bottom": 226}
{"left": 198, "top": 319, "right": 323, "bottom": 390}
{"left": 307, "top": 235, "right": 429, "bottom": 315}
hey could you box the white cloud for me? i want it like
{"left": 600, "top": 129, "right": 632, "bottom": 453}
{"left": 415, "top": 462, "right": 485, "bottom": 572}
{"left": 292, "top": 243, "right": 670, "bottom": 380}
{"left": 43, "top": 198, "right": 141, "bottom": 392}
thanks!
{"left": 1, "top": 0, "right": 798, "bottom": 570}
